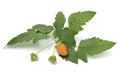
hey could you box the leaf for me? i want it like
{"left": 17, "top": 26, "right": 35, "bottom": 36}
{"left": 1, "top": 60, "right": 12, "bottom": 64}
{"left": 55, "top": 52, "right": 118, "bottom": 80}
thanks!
{"left": 7, "top": 29, "right": 49, "bottom": 45}
{"left": 68, "top": 11, "right": 96, "bottom": 34}
{"left": 33, "top": 33, "right": 49, "bottom": 43}
{"left": 53, "top": 11, "right": 76, "bottom": 46}
{"left": 53, "top": 30, "right": 58, "bottom": 39}
{"left": 53, "top": 11, "right": 66, "bottom": 29}
{"left": 77, "top": 37, "right": 116, "bottom": 62}
{"left": 7, "top": 29, "right": 35, "bottom": 45}
{"left": 56, "top": 28, "right": 76, "bottom": 47}
{"left": 7, "top": 24, "right": 53, "bottom": 45}
{"left": 77, "top": 46, "right": 88, "bottom": 62}
{"left": 32, "top": 24, "right": 54, "bottom": 34}
{"left": 64, "top": 47, "right": 78, "bottom": 64}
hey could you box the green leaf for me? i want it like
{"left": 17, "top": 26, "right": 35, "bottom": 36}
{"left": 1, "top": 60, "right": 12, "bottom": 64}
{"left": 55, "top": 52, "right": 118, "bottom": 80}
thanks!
{"left": 7, "top": 29, "right": 35, "bottom": 45}
{"left": 7, "top": 29, "right": 49, "bottom": 45}
{"left": 57, "top": 28, "right": 76, "bottom": 47}
{"left": 53, "top": 30, "right": 58, "bottom": 39}
{"left": 77, "top": 37, "right": 116, "bottom": 62}
{"left": 64, "top": 47, "right": 78, "bottom": 64}
{"left": 53, "top": 12, "right": 76, "bottom": 46}
{"left": 7, "top": 24, "right": 53, "bottom": 45}
{"left": 77, "top": 46, "right": 88, "bottom": 62}
{"left": 32, "top": 24, "right": 54, "bottom": 34}
{"left": 68, "top": 11, "right": 96, "bottom": 34}
{"left": 33, "top": 33, "right": 49, "bottom": 43}
{"left": 53, "top": 11, "right": 66, "bottom": 29}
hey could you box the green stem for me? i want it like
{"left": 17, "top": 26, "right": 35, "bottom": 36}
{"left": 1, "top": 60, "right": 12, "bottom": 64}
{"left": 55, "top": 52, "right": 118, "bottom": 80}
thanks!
{"left": 53, "top": 47, "right": 56, "bottom": 55}
{"left": 36, "top": 42, "right": 55, "bottom": 54}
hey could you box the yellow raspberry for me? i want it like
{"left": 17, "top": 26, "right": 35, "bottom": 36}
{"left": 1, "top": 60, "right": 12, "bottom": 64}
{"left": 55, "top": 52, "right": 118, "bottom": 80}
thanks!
{"left": 56, "top": 43, "right": 67, "bottom": 56}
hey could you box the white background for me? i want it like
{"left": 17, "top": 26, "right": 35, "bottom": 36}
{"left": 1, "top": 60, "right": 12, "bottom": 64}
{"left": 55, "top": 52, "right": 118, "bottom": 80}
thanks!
{"left": 0, "top": 0, "right": 120, "bottom": 80}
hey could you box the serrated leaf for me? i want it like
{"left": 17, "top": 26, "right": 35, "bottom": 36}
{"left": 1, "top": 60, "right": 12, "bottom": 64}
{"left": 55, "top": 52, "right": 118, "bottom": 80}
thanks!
{"left": 57, "top": 28, "right": 76, "bottom": 47}
{"left": 68, "top": 11, "right": 96, "bottom": 34}
{"left": 7, "top": 29, "right": 49, "bottom": 45}
{"left": 77, "top": 46, "right": 88, "bottom": 62}
{"left": 33, "top": 33, "right": 49, "bottom": 43}
{"left": 53, "top": 12, "right": 76, "bottom": 46}
{"left": 64, "top": 47, "right": 78, "bottom": 64}
{"left": 7, "top": 29, "right": 35, "bottom": 45}
{"left": 32, "top": 24, "right": 54, "bottom": 34}
{"left": 77, "top": 37, "right": 116, "bottom": 62}
{"left": 53, "top": 30, "right": 58, "bottom": 39}
{"left": 53, "top": 11, "right": 66, "bottom": 29}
